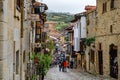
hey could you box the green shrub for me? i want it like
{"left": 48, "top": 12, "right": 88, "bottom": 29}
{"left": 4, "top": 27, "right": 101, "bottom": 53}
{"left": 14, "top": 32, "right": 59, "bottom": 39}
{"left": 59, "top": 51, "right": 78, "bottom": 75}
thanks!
{"left": 31, "top": 53, "right": 52, "bottom": 75}
{"left": 85, "top": 37, "right": 95, "bottom": 46}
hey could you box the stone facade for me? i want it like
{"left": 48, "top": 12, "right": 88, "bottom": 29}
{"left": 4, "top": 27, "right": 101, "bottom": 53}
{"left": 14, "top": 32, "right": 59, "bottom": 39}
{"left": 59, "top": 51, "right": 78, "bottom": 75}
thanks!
{"left": 0, "top": 0, "right": 18, "bottom": 79}
{"left": 85, "top": 0, "right": 120, "bottom": 79}
{"left": 22, "top": 0, "right": 33, "bottom": 79}
{"left": 45, "top": 21, "right": 58, "bottom": 37}
{"left": 95, "top": 0, "right": 120, "bottom": 79}
{"left": 85, "top": 10, "right": 97, "bottom": 74}
{"left": 0, "top": 0, "right": 32, "bottom": 80}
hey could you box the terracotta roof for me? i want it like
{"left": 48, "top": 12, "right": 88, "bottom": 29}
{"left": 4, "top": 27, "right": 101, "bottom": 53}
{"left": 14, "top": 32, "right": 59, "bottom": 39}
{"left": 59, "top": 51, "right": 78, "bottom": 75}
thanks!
{"left": 85, "top": 5, "right": 96, "bottom": 14}
{"left": 85, "top": 5, "right": 96, "bottom": 10}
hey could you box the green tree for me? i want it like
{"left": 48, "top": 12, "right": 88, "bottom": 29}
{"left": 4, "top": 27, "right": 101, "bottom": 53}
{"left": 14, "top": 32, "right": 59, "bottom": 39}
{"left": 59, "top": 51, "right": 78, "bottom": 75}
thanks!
{"left": 31, "top": 53, "right": 52, "bottom": 80}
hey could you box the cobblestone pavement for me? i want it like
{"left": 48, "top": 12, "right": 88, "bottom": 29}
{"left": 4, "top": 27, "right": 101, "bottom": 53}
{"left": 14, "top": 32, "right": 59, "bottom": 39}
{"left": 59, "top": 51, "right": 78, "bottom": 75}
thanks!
{"left": 44, "top": 66, "right": 116, "bottom": 80}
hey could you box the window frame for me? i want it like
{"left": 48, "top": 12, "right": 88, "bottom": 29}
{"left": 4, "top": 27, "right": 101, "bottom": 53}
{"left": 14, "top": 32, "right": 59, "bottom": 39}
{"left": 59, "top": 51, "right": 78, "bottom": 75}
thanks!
{"left": 16, "top": 50, "right": 19, "bottom": 74}
{"left": 102, "top": 2, "right": 107, "bottom": 13}
{"left": 110, "top": 0, "right": 115, "bottom": 10}
{"left": 16, "top": 0, "right": 21, "bottom": 12}
{"left": 90, "top": 49, "right": 95, "bottom": 63}
{"left": 110, "top": 25, "right": 113, "bottom": 33}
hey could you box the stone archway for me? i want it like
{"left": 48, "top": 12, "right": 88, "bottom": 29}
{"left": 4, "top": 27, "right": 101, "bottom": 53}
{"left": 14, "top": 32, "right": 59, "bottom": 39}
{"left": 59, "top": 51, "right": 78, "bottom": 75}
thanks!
{"left": 109, "top": 44, "right": 118, "bottom": 79}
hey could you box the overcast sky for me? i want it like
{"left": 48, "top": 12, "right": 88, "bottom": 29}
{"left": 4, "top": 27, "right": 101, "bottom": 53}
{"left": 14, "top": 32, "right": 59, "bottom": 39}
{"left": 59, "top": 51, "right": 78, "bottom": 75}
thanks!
{"left": 38, "top": 0, "right": 96, "bottom": 14}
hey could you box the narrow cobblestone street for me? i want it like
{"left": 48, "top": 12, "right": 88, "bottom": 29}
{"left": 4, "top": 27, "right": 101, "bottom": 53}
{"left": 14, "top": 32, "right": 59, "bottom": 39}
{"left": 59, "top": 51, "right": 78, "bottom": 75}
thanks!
{"left": 44, "top": 66, "right": 116, "bottom": 80}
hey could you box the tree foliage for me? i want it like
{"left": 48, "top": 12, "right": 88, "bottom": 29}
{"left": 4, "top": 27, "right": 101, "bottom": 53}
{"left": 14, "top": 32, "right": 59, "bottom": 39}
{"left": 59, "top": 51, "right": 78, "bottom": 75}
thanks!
{"left": 31, "top": 53, "right": 52, "bottom": 76}
{"left": 46, "top": 39, "right": 55, "bottom": 55}
{"left": 85, "top": 37, "right": 95, "bottom": 46}
{"left": 31, "top": 39, "right": 55, "bottom": 78}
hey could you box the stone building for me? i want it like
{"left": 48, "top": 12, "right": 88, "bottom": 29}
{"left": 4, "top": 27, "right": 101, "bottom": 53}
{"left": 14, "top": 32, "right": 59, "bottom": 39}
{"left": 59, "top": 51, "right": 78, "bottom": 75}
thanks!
{"left": 70, "top": 12, "right": 87, "bottom": 70}
{"left": 65, "top": 25, "right": 74, "bottom": 67}
{"left": 95, "top": 0, "right": 120, "bottom": 79}
{"left": 44, "top": 21, "right": 58, "bottom": 37}
{"left": 0, "top": 0, "right": 33, "bottom": 79}
{"left": 85, "top": 5, "right": 97, "bottom": 74}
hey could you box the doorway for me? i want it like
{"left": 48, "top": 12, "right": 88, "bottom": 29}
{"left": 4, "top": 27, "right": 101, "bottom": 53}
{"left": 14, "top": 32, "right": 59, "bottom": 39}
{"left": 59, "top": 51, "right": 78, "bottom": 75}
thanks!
{"left": 109, "top": 44, "right": 118, "bottom": 79}
{"left": 98, "top": 50, "right": 103, "bottom": 75}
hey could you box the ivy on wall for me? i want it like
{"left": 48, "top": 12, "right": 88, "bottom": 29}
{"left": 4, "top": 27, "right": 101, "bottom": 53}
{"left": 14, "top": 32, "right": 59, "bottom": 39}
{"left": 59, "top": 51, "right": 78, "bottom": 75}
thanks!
{"left": 85, "top": 37, "right": 95, "bottom": 46}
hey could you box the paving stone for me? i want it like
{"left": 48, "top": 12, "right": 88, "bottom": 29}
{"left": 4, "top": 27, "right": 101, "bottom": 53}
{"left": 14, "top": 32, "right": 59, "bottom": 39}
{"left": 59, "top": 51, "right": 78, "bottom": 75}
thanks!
{"left": 44, "top": 66, "right": 117, "bottom": 80}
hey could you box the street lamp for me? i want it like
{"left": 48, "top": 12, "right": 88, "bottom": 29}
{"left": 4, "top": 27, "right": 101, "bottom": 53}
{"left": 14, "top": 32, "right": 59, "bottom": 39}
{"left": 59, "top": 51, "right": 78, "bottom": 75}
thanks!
{"left": 39, "top": 4, "right": 45, "bottom": 13}
{"left": 33, "top": 2, "right": 46, "bottom": 13}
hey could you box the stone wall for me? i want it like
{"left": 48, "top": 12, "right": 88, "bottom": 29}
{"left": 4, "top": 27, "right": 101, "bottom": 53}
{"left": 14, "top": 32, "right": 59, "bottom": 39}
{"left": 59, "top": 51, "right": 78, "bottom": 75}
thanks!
{"left": 0, "top": 0, "right": 21, "bottom": 79}
{"left": 86, "top": 10, "right": 96, "bottom": 38}
{"left": 96, "top": 0, "right": 120, "bottom": 78}
{"left": 85, "top": 10, "right": 97, "bottom": 74}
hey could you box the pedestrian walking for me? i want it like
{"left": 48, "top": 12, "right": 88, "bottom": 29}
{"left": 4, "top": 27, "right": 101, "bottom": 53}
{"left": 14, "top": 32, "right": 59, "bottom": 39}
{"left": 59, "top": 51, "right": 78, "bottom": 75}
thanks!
{"left": 63, "top": 60, "right": 68, "bottom": 72}
{"left": 66, "top": 60, "right": 69, "bottom": 68}
{"left": 70, "top": 60, "right": 73, "bottom": 69}
{"left": 58, "top": 61, "right": 62, "bottom": 71}
{"left": 62, "top": 60, "right": 64, "bottom": 72}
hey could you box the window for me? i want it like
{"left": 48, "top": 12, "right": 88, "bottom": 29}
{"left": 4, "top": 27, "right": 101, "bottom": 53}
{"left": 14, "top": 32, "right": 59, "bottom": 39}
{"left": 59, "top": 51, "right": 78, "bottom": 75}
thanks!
{"left": 35, "top": 21, "right": 41, "bottom": 42}
{"left": 36, "top": 21, "right": 41, "bottom": 28}
{"left": 34, "top": 8, "right": 40, "bottom": 14}
{"left": 16, "top": 50, "right": 19, "bottom": 74}
{"left": 35, "top": 34, "right": 41, "bottom": 42}
{"left": 110, "top": 25, "right": 113, "bottom": 33}
{"left": 90, "top": 50, "right": 94, "bottom": 63}
{"left": 23, "top": 51, "right": 26, "bottom": 63}
{"left": 36, "top": 35, "right": 40, "bottom": 39}
{"left": 36, "top": 29, "right": 41, "bottom": 34}
{"left": 16, "top": 0, "right": 21, "bottom": 11}
{"left": 110, "top": 0, "right": 115, "bottom": 10}
{"left": 102, "top": 2, "right": 107, "bottom": 13}
{"left": 42, "top": 32, "right": 47, "bottom": 42}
